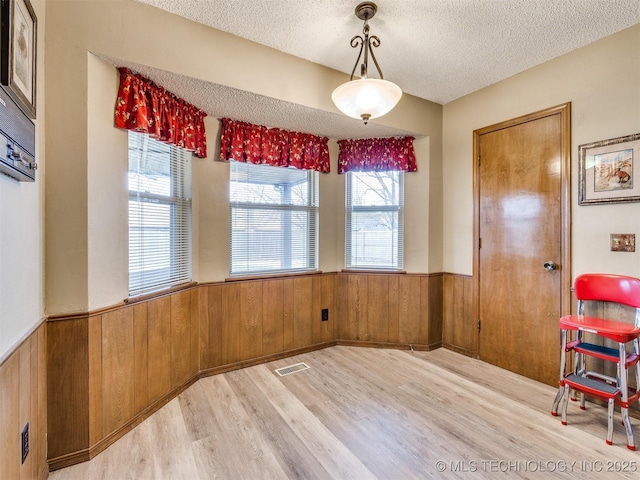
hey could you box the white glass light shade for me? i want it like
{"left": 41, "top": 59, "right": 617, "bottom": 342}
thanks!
{"left": 331, "top": 78, "right": 402, "bottom": 123}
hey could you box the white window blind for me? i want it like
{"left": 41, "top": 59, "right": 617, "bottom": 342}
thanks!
{"left": 128, "top": 131, "right": 192, "bottom": 296}
{"left": 230, "top": 161, "right": 318, "bottom": 276}
{"left": 346, "top": 171, "right": 404, "bottom": 270}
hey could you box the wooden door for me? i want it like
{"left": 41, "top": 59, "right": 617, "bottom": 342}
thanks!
{"left": 474, "top": 104, "right": 571, "bottom": 386}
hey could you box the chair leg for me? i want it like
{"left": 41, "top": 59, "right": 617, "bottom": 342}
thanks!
{"left": 622, "top": 407, "right": 635, "bottom": 450}
{"left": 571, "top": 349, "right": 585, "bottom": 402}
{"left": 570, "top": 351, "right": 578, "bottom": 401}
{"left": 606, "top": 398, "right": 614, "bottom": 445}
{"left": 617, "top": 342, "right": 635, "bottom": 450}
{"left": 575, "top": 351, "right": 586, "bottom": 408}
{"left": 630, "top": 338, "right": 640, "bottom": 450}
{"left": 633, "top": 339, "right": 640, "bottom": 388}
{"left": 561, "top": 384, "right": 570, "bottom": 425}
{"left": 551, "top": 329, "right": 567, "bottom": 417}
{"left": 552, "top": 329, "right": 568, "bottom": 416}
{"left": 551, "top": 385, "right": 565, "bottom": 416}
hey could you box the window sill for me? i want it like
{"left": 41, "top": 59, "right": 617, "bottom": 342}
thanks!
{"left": 224, "top": 270, "right": 324, "bottom": 283}
{"left": 124, "top": 281, "right": 198, "bottom": 305}
{"left": 341, "top": 269, "right": 407, "bottom": 275}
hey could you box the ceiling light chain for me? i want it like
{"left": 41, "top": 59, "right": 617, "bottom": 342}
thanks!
{"left": 332, "top": 2, "right": 402, "bottom": 125}
{"left": 348, "top": 6, "right": 384, "bottom": 81}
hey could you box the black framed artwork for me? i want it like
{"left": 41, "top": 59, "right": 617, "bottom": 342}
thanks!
{"left": 1, "top": 0, "right": 36, "bottom": 119}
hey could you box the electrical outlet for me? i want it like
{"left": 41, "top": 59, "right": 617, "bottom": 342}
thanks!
{"left": 21, "top": 423, "right": 29, "bottom": 464}
{"left": 321, "top": 308, "right": 329, "bottom": 321}
{"left": 610, "top": 233, "right": 635, "bottom": 252}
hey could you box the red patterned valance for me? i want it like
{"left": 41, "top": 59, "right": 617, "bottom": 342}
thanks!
{"left": 337, "top": 136, "right": 417, "bottom": 174}
{"left": 114, "top": 67, "right": 207, "bottom": 158}
{"left": 219, "top": 118, "right": 330, "bottom": 173}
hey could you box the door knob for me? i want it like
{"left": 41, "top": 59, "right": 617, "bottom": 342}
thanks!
{"left": 543, "top": 261, "right": 557, "bottom": 271}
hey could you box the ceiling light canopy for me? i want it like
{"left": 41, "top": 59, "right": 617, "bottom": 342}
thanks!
{"left": 331, "top": 2, "right": 402, "bottom": 125}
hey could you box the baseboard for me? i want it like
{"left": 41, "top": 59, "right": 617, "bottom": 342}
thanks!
{"left": 47, "top": 449, "right": 91, "bottom": 472}
{"left": 48, "top": 371, "right": 200, "bottom": 471}
{"left": 335, "top": 339, "right": 442, "bottom": 351}
{"left": 199, "top": 342, "right": 338, "bottom": 378}
{"left": 442, "top": 342, "right": 475, "bottom": 357}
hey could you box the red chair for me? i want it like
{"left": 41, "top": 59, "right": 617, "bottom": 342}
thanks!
{"left": 551, "top": 274, "right": 640, "bottom": 450}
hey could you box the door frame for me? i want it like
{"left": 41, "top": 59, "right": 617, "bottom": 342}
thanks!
{"left": 472, "top": 103, "right": 572, "bottom": 358}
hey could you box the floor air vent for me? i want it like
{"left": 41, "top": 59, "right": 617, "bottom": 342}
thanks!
{"left": 275, "top": 362, "right": 310, "bottom": 377}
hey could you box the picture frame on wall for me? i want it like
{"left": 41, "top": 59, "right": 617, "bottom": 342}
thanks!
{"left": 0, "top": 0, "right": 36, "bottom": 119}
{"left": 579, "top": 132, "right": 640, "bottom": 205}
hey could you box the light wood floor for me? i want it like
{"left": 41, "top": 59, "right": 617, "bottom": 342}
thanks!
{"left": 49, "top": 346, "right": 640, "bottom": 479}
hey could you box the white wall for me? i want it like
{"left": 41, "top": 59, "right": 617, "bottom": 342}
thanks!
{"left": 0, "top": 0, "right": 45, "bottom": 360}
{"left": 44, "top": 0, "right": 442, "bottom": 315}
{"left": 443, "top": 24, "right": 640, "bottom": 278}
{"left": 405, "top": 137, "right": 432, "bottom": 272}
{"left": 195, "top": 118, "right": 229, "bottom": 281}
{"left": 87, "top": 54, "right": 129, "bottom": 307}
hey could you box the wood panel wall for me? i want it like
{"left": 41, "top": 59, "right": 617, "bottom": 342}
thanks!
{"left": 336, "top": 272, "right": 442, "bottom": 349}
{"left": 35, "top": 271, "right": 640, "bottom": 472}
{"left": 47, "top": 289, "right": 200, "bottom": 470}
{"left": 200, "top": 274, "right": 335, "bottom": 372}
{"left": 46, "top": 271, "right": 445, "bottom": 470}
{"left": 442, "top": 273, "right": 475, "bottom": 356}
{"left": 0, "top": 321, "right": 47, "bottom": 480}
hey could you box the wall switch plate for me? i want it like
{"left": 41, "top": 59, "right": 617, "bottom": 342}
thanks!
{"left": 321, "top": 308, "right": 329, "bottom": 321}
{"left": 610, "top": 233, "right": 635, "bottom": 252}
{"left": 21, "top": 423, "right": 29, "bottom": 464}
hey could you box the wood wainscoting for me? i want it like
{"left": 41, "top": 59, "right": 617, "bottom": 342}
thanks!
{"left": 46, "top": 271, "right": 447, "bottom": 470}
{"left": 0, "top": 321, "right": 48, "bottom": 480}
{"left": 199, "top": 274, "right": 336, "bottom": 374}
{"left": 336, "top": 272, "right": 443, "bottom": 349}
{"left": 47, "top": 289, "right": 201, "bottom": 470}
{"left": 442, "top": 273, "right": 475, "bottom": 357}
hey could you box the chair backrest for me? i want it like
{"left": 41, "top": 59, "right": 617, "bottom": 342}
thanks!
{"left": 574, "top": 274, "right": 640, "bottom": 309}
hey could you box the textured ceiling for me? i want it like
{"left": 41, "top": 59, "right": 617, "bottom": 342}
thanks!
{"left": 102, "top": 55, "right": 415, "bottom": 140}
{"left": 122, "top": 0, "right": 640, "bottom": 138}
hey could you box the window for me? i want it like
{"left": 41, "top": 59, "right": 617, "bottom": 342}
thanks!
{"left": 230, "top": 161, "right": 318, "bottom": 276}
{"left": 128, "top": 131, "right": 192, "bottom": 296}
{"left": 346, "top": 171, "right": 404, "bottom": 270}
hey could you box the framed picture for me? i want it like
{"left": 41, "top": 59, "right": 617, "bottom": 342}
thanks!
{"left": 0, "top": 0, "right": 36, "bottom": 119}
{"left": 578, "top": 133, "right": 640, "bottom": 205}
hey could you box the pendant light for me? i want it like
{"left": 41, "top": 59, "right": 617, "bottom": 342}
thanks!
{"left": 331, "top": 2, "right": 402, "bottom": 125}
